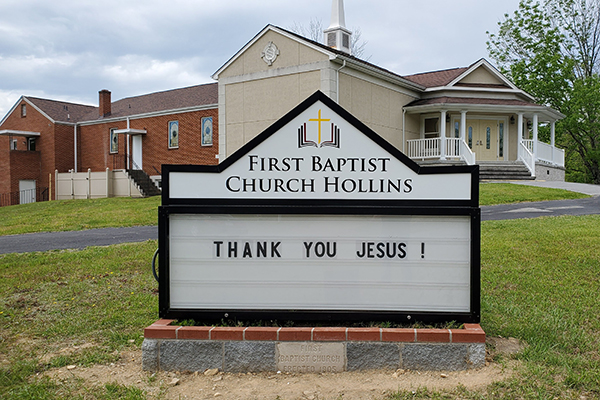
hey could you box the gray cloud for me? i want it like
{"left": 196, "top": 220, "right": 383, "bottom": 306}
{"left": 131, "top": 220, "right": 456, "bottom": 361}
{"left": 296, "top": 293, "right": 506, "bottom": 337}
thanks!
{"left": 0, "top": 0, "right": 520, "bottom": 117}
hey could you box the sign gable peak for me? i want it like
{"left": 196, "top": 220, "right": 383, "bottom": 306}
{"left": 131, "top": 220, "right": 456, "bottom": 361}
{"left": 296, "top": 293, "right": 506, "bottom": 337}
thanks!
{"left": 164, "top": 91, "right": 477, "bottom": 203}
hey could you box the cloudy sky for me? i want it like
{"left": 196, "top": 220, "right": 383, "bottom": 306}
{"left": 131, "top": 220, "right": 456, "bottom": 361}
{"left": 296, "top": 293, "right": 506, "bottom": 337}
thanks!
{"left": 0, "top": 0, "right": 522, "bottom": 118}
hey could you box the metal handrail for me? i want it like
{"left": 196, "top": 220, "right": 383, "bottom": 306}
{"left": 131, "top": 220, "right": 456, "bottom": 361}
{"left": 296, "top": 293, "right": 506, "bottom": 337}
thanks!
{"left": 124, "top": 153, "right": 142, "bottom": 171}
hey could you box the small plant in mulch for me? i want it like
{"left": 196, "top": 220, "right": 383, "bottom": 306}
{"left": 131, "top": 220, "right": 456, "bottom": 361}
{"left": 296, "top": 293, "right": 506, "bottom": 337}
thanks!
{"left": 173, "top": 318, "right": 463, "bottom": 330}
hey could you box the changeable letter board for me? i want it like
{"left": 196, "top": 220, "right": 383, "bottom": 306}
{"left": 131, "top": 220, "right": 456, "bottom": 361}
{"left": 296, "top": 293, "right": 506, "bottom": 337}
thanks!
{"left": 159, "top": 91, "right": 480, "bottom": 323}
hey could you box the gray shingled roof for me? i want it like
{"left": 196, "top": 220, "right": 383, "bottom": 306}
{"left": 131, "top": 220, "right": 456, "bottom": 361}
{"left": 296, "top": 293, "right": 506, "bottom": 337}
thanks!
{"left": 26, "top": 97, "right": 97, "bottom": 123}
{"left": 403, "top": 67, "right": 469, "bottom": 88}
{"left": 24, "top": 83, "right": 218, "bottom": 124}
{"left": 82, "top": 83, "right": 218, "bottom": 121}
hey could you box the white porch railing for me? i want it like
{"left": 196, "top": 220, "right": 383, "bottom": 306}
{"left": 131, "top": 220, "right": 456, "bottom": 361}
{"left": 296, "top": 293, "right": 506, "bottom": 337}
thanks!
{"left": 536, "top": 141, "right": 565, "bottom": 166}
{"left": 407, "top": 138, "right": 475, "bottom": 164}
{"left": 408, "top": 137, "right": 563, "bottom": 170}
{"left": 446, "top": 138, "right": 460, "bottom": 158}
{"left": 518, "top": 142, "right": 535, "bottom": 176}
{"left": 523, "top": 139, "right": 534, "bottom": 154}
{"left": 459, "top": 140, "right": 476, "bottom": 165}
{"left": 523, "top": 139, "right": 564, "bottom": 166}
{"left": 407, "top": 138, "right": 441, "bottom": 159}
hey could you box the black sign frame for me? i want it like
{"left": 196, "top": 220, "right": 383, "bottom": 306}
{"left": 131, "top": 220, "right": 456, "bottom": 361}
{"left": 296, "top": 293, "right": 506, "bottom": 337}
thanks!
{"left": 158, "top": 91, "right": 480, "bottom": 324}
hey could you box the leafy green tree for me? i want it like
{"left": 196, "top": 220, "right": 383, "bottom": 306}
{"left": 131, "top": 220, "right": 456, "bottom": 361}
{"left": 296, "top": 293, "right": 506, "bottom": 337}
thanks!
{"left": 488, "top": 0, "right": 600, "bottom": 183}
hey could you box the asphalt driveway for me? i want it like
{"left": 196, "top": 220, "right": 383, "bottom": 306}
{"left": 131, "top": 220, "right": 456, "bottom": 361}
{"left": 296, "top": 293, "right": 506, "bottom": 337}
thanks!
{"left": 0, "top": 181, "right": 598, "bottom": 255}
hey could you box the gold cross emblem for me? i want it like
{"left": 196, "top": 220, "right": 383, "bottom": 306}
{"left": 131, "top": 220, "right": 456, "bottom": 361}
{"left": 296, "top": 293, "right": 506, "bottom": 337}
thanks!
{"left": 309, "top": 109, "right": 331, "bottom": 143}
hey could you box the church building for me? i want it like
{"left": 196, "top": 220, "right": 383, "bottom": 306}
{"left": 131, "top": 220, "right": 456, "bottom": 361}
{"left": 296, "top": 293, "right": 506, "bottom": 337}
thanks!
{"left": 0, "top": 0, "right": 565, "bottom": 206}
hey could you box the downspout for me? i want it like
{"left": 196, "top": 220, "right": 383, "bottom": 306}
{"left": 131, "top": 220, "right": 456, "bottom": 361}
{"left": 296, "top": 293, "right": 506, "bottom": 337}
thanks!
{"left": 74, "top": 124, "right": 78, "bottom": 173}
{"left": 336, "top": 59, "right": 346, "bottom": 103}
{"left": 402, "top": 108, "right": 406, "bottom": 153}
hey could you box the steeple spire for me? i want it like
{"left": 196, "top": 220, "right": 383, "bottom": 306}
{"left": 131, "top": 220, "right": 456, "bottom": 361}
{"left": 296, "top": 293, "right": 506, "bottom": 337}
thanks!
{"left": 323, "top": 0, "right": 352, "bottom": 54}
{"left": 328, "top": 0, "right": 346, "bottom": 30}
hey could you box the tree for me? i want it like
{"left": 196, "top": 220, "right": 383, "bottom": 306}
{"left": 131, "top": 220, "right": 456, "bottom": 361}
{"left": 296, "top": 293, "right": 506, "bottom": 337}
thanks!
{"left": 487, "top": 0, "right": 600, "bottom": 183}
{"left": 289, "top": 18, "right": 370, "bottom": 60}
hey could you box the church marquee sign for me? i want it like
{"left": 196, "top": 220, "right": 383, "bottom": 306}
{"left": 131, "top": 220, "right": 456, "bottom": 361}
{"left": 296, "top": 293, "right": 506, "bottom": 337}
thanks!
{"left": 159, "top": 91, "right": 480, "bottom": 323}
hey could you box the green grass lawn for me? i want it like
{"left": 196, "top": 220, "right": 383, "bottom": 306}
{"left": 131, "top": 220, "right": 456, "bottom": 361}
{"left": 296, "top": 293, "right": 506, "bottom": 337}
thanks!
{"left": 0, "top": 184, "right": 590, "bottom": 236}
{"left": 0, "top": 216, "right": 599, "bottom": 398}
{"left": 0, "top": 196, "right": 160, "bottom": 236}
{"left": 478, "top": 182, "right": 588, "bottom": 205}
{"left": 0, "top": 185, "right": 598, "bottom": 398}
{"left": 0, "top": 241, "right": 158, "bottom": 399}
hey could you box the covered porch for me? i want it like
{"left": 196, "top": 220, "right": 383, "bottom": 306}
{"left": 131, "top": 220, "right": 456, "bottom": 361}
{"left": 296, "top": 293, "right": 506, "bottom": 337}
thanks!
{"left": 403, "top": 102, "right": 565, "bottom": 178}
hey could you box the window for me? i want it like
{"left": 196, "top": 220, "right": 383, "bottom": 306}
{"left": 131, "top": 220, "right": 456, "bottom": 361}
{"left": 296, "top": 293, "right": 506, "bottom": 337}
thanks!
{"left": 201, "top": 117, "right": 213, "bottom": 146}
{"left": 109, "top": 128, "right": 118, "bottom": 154}
{"left": 486, "top": 127, "right": 491, "bottom": 149}
{"left": 424, "top": 117, "right": 439, "bottom": 138}
{"left": 454, "top": 121, "right": 460, "bottom": 138}
{"left": 499, "top": 123, "right": 504, "bottom": 158}
{"left": 27, "top": 138, "right": 36, "bottom": 151}
{"left": 468, "top": 127, "right": 473, "bottom": 148}
{"left": 169, "top": 120, "right": 179, "bottom": 149}
{"left": 10, "top": 139, "right": 17, "bottom": 150}
{"left": 21, "top": 104, "right": 26, "bottom": 117}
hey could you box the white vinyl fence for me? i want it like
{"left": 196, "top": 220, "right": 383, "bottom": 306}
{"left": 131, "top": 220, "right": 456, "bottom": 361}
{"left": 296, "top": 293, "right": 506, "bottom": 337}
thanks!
{"left": 55, "top": 169, "right": 142, "bottom": 200}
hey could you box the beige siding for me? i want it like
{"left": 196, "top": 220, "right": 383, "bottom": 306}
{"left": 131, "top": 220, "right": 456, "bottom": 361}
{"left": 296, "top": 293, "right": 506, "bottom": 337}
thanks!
{"left": 404, "top": 115, "right": 421, "bottom": 142}
{"left": 459, "top": 66, "right": 505, "bottom": 85}
{"left": 224, "top": 71, "right": 322, "bottom": 155}
{"left": 218, "top": 31, "right": 328, "bottom": 79}
{"left": 219, "top": 30, "right": 331, "bottom": 156}
{"left": 339, "top": 73, "right": 415, "bottom": 149}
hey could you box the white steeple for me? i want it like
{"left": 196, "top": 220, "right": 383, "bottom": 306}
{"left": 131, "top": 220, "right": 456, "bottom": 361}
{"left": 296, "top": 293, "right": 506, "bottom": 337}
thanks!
{"left": 323, "top": 0, "right": 352, "bottom": 54}
{"left": 328, "top": 0, "right": 346, "bottom": 29}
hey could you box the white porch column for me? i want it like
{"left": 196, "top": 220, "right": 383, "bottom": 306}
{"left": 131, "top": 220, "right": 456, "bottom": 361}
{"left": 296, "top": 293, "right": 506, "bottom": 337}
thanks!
{"left": 460, "top": 111, "right": 467, "bottom": 141}
{"left": 532, "top": 113, "right": 538, "bottom": 159}
{"left": 550, "top": 121, "right": 556, "bottom": 147}
{"left": 440, "top": 110, "right": 447, "bottom": 160}
{"left": 518, "top": 113, "right": 524, "bottom": 145}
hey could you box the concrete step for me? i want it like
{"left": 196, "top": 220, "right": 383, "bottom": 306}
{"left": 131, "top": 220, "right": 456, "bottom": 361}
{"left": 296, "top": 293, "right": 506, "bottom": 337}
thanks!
{"left": 127, "top": 169, "right": 162, "bottom": 197}
{"left": 414, "top": 160, "right": 534, "bottom": 180}
{"left": 478, "top": 161, "right": 534, "bottom": 180}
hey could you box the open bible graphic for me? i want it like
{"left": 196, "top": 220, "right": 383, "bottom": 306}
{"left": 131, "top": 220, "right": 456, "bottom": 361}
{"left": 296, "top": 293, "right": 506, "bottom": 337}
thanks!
{"left": 298, "top": 109, "right": 340, "bottom": 148}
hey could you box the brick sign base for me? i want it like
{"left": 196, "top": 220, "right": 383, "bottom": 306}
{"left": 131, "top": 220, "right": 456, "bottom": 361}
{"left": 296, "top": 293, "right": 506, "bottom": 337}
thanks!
{"left": 142, "top": 320, "right": 486, "bottom": 372}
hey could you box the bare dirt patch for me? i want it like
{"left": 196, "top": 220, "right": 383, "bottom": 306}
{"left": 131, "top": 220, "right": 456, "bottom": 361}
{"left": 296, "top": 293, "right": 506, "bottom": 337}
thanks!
{"left": 44, "top": 340, "right": 521, "bottom": 400}
{"left": 39, "top": 342, "right": 98, "bottom": 364}
{"left": 486, "top": 336, "right": 526, "bottom": 357}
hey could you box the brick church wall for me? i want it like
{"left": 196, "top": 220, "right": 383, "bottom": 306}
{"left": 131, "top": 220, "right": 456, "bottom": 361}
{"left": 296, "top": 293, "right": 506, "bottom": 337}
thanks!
{"left": 79, "top": 108, "right": 219, "bottom": 176}
{"left": 0, "top": 137, "right": 10, "bottom": 196}
{"left": 0, "top": 100, "right": 55, "bottom": 197}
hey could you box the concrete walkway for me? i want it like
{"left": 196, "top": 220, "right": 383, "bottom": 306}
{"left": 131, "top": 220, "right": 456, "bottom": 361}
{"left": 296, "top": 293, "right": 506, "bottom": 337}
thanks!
{"left": 490, "top": 180, "right": 600, "bottom": 196}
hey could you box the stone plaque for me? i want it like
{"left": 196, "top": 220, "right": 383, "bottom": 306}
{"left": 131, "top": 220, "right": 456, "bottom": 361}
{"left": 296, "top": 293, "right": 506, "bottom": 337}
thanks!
{"left": 276, "top": 342, "right": 345, "bottom": 373}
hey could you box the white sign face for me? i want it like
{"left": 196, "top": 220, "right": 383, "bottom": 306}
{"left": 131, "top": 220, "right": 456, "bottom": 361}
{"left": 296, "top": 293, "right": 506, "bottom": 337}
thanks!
{"left": 169, "top": 101, "right": 472, "bottom": 201}
{"left": 161, "top": 91, "right": 479, "bottom": 321}
{"left": 169, "top": 214, "right": 471, "bottom": 313}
